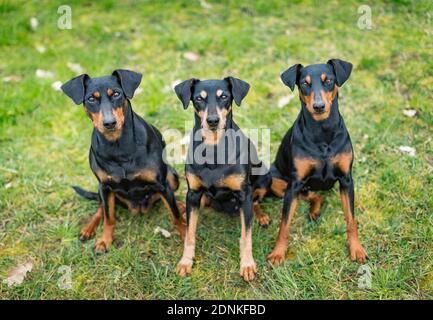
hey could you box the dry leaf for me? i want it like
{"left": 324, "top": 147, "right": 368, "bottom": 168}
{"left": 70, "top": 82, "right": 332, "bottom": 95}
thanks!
{"left": 402, "top": 109, "right": 417, "bottom": 117}
{"left": 4, "top": 262, "right": 33, "bottom": 287}
{"left": 51, "top": 81, "right": 62, "bottom": 91}
{"left": 398, "top": 146, "right": 416, "bottom": 157}
{"left": 36, "top": 69, "right": 54, "bottom": 79}
{"left": 277, "top": 94, "right": 295, "bottom": 108}
{"left": 154, "top": 226, "right": 171, "bottom": 238}
{"left": 183, "top": 52, "right": 200, "bottom": 61}
{"left": 30, "top": 17, "right": 38, "bottom": 31}
{"left": 67, "top": 62, "right": 84, "bottom": 74}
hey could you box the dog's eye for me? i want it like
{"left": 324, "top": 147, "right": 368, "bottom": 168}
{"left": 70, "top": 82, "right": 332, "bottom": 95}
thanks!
{"left": 220, "top": 95, "right": 228, "bottom": 100}
{"left": 113, "top": 91, "right": 121, "bottom": 98}
{"left": 195, "top": 96, "right": 203, "bottom": 102}
{"left": 325, "top": 79, "right": 332, "bottom": 84}
{"left": 302, "top": 81, "right": 309, "bottom": 87}
{"left": 87, "top": 96, "right": 96, "bottom": 103}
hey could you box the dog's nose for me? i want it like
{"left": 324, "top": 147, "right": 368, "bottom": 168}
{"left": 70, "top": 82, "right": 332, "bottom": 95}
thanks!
{"left": 206, "top": 115, "right": 220, "bottom": 127}
{"left": 103, "top": 119, "right": 117, "bottom": 130}
{"left": 313, "top": 102, "right": 325, "bottom": 112}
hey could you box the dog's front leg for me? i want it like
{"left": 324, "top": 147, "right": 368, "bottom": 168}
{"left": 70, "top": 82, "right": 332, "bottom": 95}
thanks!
{"left": 240, "top": 186, "right": 257, "bottom": 281}
{"left": 268, "top": 184, "right": 299, "bottom": 266}
{"left": 339, "top": 175, "right": 368, "bottom": 263}
{"left": 176, "top": 189, "right": 201, "bottom": 277}
{"left": 160, "top": 182, "right": 186, "bottom": 240}
{"left": 94, "top": 184, "right": 116, "bottom": 253}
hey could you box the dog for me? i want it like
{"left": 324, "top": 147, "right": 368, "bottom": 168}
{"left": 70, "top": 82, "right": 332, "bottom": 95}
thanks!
{"left": 268, "top": 59, "right": 368, "bottom": 266}
{"left": 61, "top": 69, "right": 185, "bottom": 253}
{"left": 174, "top": 77, "right": 271, "bottom": 281}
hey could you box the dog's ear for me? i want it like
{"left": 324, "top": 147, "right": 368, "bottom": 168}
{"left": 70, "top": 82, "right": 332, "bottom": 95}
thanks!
{"left": 224, "top": 76, "right": 250, "bottom": 106}
{"left": 61, "top": 74, "right": 90, "bottom": 105}
{"left": 174, "top": 78, "right": 199, "bottom": 109}
{"left": 327, "top": 59, "right": 352, "bottom": 87}
{"left": 280, "top": 64, "right": 303, "bottom": 91}
{"left": 112, "top": 69, "right": 142, "bottom": 99}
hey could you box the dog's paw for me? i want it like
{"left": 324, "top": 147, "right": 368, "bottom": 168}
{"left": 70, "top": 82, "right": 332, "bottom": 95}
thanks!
{"left": 240, "top": 259, "right": 257, "bottom": 282}
{"left": 79, "top": 227, "right": 96, "bottom": 241}
{"left": 349, "top": 242, "right": 368, "bottom": 263}
{"left": 176, "top": 258, "right": 193, "bottom": 277}
{"left": 257, "top": 214, "right": 271, "bottom": 228}
{"left": 94, "top": 237, "right": 111, "bottom": 254}
{"left": 309, "top": 210, "right": 321, "bottom": 221}
{"left": 267, "top": 247, "right": 286, "bottom": 266}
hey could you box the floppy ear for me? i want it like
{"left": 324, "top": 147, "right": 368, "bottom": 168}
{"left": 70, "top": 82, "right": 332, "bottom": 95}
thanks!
{"left": 112, "top": 69, "right": 142, "bottom": 99}
{"left": 224, "top": 76, "right": 250, "bottom": 106}
{"left": 327, "top": 59, "right": 352, "bottom": 87}
{"left": 280, "top": 64, "right": 303, "bottom": 91}
{"left": 61, "top": 74, "right": 90, "bottom": 105}
{"left": 174, "top": 78, "right": 199, "bottom": 109}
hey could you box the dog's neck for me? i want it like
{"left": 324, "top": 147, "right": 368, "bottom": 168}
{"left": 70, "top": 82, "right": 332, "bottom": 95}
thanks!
{"left": 298, "top": 96, "right": 342, "bottom": 145}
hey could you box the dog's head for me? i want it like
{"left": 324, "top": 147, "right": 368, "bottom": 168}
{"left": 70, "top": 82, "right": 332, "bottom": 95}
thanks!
{"left": 281, "top": 59, "right": 352, "bottom": 121}
{"left": 61, "top": 69, "right": 142, "bottom": 141}
{"left": 174, "top": 77, "right": 249, "bottom": 134}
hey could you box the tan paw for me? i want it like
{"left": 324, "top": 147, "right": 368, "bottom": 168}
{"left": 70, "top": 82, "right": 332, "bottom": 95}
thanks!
{"left": 79, "top": 227, "right": 96, "bottom": 241}
{"left": 240, "top": 259, "right": 257, "bottom": 282}
{"left": 176, "top": 258, "right": 193, "bottom": 277}
{"left": 94, "top": 237, "right": 111, "bottom": 254}
{"left": 309, "top": 210, "right": 321, "bottom": 221}
{"left": 257, "top": 214, "right": 271, "bottom": 228}
{"left": 267, "top": 247, "right": 287, "bottom": 266}
{"left": 349, "top": 242, "right": 368, "bottom": 263}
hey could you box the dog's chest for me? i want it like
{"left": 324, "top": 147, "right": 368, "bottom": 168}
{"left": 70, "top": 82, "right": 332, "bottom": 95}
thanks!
{"left": 296, "top": 152, "right": 352, "bottom": 191}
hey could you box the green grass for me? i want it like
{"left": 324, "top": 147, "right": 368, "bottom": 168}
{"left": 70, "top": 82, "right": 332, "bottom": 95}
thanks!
{"left": 0, "top": 0, "right": 432, "bottom": 299}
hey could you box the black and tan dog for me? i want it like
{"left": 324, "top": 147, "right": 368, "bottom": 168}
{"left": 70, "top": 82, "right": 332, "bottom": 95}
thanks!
{"left": 174, "top": 77, "right": 271, "bottom": 281}
{"left": 268, "top": 59, "right": 368, "bottom": 265}
{"left": 61, "top": 70, "right": 185, "bottom": 253}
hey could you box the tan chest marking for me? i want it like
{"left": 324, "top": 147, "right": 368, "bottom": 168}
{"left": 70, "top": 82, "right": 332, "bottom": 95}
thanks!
{"left": 95, "top": 170, "right": 121, "bottom": 183}
{"left": 293, "top": 157, "right": 320, "bottom": 180}
{"left": 330, "top": 151, "right": 353, "bottom": 175}
{"left": 217, "top": 173, "right": 245, "bottom": 191}
{"left": 186, "top": 172, "right": 203, "bottom": 191}
{"left": 128, "top": 169, "right": 157, "bottom": 183}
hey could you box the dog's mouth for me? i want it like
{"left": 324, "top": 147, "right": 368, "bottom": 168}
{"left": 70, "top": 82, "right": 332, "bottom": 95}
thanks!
{"left": 314, "top": 109, "right": 326, "bottom": 114}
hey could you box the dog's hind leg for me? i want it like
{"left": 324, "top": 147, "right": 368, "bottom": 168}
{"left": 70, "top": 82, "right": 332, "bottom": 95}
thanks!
{"left": 79, "top": 205, "right": 103, "bottom": 241}
{"left": 253, "top": 188, "right": 270, "bottom": 227}
{"left": 300, "top": 191, "right": 323, "bottom": 221}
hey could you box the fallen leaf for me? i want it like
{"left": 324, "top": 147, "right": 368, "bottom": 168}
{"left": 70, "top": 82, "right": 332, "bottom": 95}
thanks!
{"left": 4, "top": 262, "right": 33, "bottom": 287}
{"left": 67, "top": 62, "right": 84, "bottom": 74}
{"left": 51, "top": 81, "right": 62, "bottom": 91}
{"left": 199, "top": 0, "right": 212, "bottom": 9}
{"left": 277, "top": 94, "right": 295, "bottom": 108}
{"left": 183, "top": 52, "right": 200, "bottom": 61}
{"left": 403, "top": 109, "right": 418, "bottom": 117}
{"left": 36, "top": 69, "right": 54, "bottom": 79}
{"left": 30, "top": 17, "right": 38, "bottom": 31}
{"left": 35, "top": 45, "right": 46, "bottom": 53}
{"left": 3, "top": 75, "right": 21, "bottom": 82}
{"left": 398, "top": 146, "right": 416, "bottom": 157}
{"left": 154, "top": 226, "right": 171, "bottom": 238}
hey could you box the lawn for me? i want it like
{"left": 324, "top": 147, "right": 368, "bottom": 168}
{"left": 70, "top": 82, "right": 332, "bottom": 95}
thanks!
{"left": 0, "top": 0, "right": 432, "bottom": 299}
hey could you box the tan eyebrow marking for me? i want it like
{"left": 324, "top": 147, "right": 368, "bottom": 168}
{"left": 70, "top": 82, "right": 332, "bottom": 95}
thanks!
{"left": 321, "top": 73, "right": 327, "bottom": 82}
{"left": 93, "top": 91, "right": 101, "bottom": 98}
{"left": 107, "top": 88, "right": 113, "bottom": 96}
{"left": 305, "top": 75, "right": 311, "bottom": 85}
{"left": 216, "top": 89, "right": 223, "bottom": 97}
{"left": 200, "top": 90, "right": 207, "bottom": 99}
